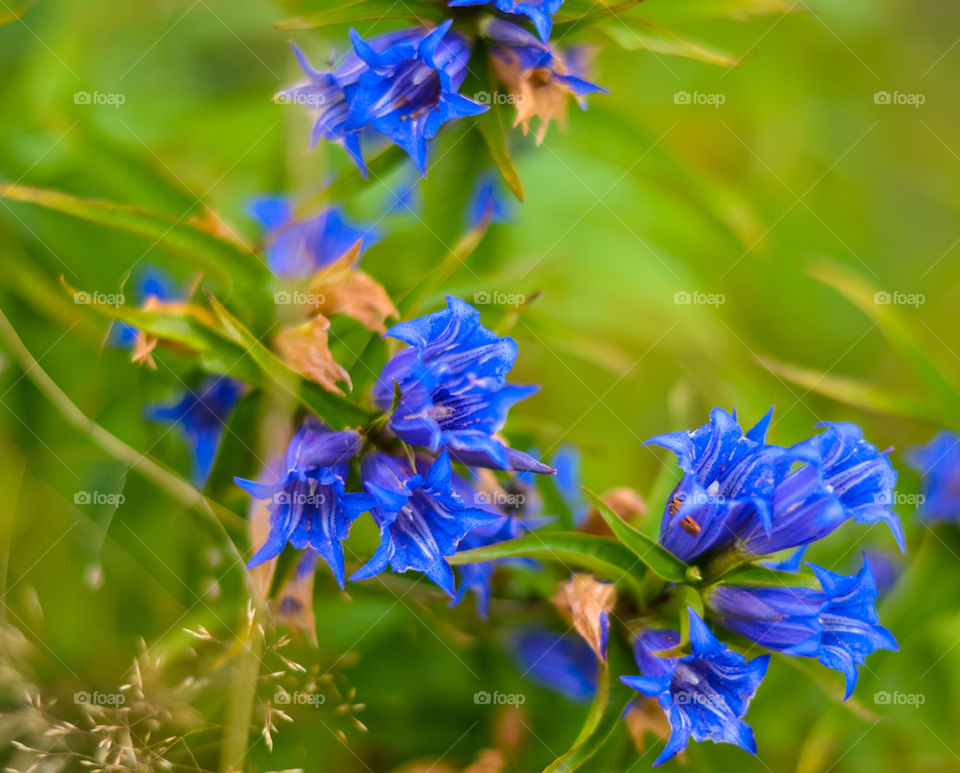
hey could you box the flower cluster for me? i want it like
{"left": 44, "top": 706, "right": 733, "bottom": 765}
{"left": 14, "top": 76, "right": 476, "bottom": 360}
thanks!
{"left": 279, "top": 6, "right": 606, "bottom": 174}
{"left": 235, "top": 296, "right": 552, "bottom": 595}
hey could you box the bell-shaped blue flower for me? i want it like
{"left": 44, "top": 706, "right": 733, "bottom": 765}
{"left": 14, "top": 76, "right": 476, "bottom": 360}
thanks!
{"left": 511, "top": 629, "right": 597, "bottom": 702}
{"left": 247, "top": 195, "right": 380, "bottom": 277}
{"left": 907, "top": 430, "right": 960, "bottom": 523}
{"left": 466, "top": 171, "right": 512, "bottom": 229}
{"left": 451, "top": 0, "right": 564, "bottom": 42}
{"left": 372, "top": 296, "right": 550, "bottom": 473}
{"left": 112, "top": 268, "right": 178, "bottom": 347}
{"left": 620, "top": 610, "right": 769, "bottom": 766}
{"left": 234, "top": 421, "right": 374, "bottom": 587}
{"left": 809, "top": 558, "right": 898, "bottom": 699}
{"left": 146, "top": 376, "right": 243, "bottom": 485}
{"left": 351, "top": 451, "right": 502, "bottom": 595}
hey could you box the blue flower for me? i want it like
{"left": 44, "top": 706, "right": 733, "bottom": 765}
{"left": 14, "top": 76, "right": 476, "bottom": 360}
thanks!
{"left": 281, "top": 24, "right": 486, "bottom": 175}
{"left": 648, "top": 408, "right": 903, "bottom": 562}
{"left": 234, "top": 421, "right": 374, "bottom": 587}
{"left": 620, "top": 610, "right": 769, "bottom": 766}
{"left": 452, "top": 0, "right": 564, "bottom": 42}
{"left": 146, "top": 376, "right": 244, "bottom": 485}
{"left": 809, "top": 557, "right": 898, "bottom": 699}
{"left": 113, "top": 268, "right": 178, "bottom": 347}
{"left": 484, "top": 19, "right": 606, "bottom": 143}
{"left": 511, "top": 629, "right": 597, "bottom": 701}
{"left": 907, "top": 430, "right": 960, "bottom": 523}
{"left": 247, "top": 195, "right": 380, "bottom": 277}
{"left": 467, "top": 171, "right": 512, "bottom": 229}
{"left": 372, "top": 296, "right": 550, "bottom": 473}
{"left": 351, "top": 451, "right": 502, "bottom": 595}
{"left": 705, "top": 584, "right": 826, "bottom": 657}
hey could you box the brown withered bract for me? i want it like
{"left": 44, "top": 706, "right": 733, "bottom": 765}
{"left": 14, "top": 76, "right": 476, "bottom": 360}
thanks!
{"left": 552, "top": 573, "right": 616, "bottom": 661}
{"left": 274, "top": 313, "right": 352, "bottom": 395}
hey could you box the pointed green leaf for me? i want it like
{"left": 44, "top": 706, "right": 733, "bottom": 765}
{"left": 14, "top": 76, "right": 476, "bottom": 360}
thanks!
{"left": 583, "top": 487, "right": 691, "bottom": 583}
{"left": 715, "top": 563, "right": 822, "bottom": 589}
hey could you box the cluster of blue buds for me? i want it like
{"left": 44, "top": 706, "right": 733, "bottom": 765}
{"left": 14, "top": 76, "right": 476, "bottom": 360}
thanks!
{"left": 278, "top": 1, "right": 606, "bottom": 174}
{"left": 235, "top": 296, "right": 554, "bottom": 596}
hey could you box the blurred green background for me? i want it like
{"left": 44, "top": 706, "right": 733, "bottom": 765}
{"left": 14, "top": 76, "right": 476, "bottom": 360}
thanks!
{"left": 1, "top": 0, "right": 959, "bottom": 770}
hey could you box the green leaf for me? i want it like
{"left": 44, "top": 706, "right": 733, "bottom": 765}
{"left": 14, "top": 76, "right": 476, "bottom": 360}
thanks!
{"left": 714, "top": 563, "right": 822, "bottom": 590}
{"left": 675, "top": 584, "right": 704, "bottom": 643}
{"left": 275, "top": 0, "right": 443, "bottom": 30}
{"left": 583, "top": 487, "right": 691, "bottom": 583}
{"left": 599, "top": 19, "right": 739, "bottom": 66}
{"left": 448, "top": 531, "right": 646, "bottom": 596}
{"left": 808, "top": 259, "right": 960, "bottom": 422}
{"left": 205, "top": 291, "right": 370, "bottom": 428}
{"left": 0, "top": 183, "right": 270, "bottom": 292}
{"left": 543, "top": 661, "right": 634, "bottom": 772}
{"left": 468, "top": 53, "right": 524, "bottom": 202}
{"left": 758, "top": 355, "right": 942, "bottom": 423}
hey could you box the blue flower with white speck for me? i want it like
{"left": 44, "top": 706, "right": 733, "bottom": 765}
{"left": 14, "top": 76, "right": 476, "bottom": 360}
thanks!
{"left": 234, "top": 421, "right": 375, "bottom": 587}
{"left": 247, "top": 195, "right": 380, "bottom": 277}
{"left": 512, "top": 629, "right": 597, "bottom": 701}
{"left": 451, "top": 0, "right": 564, "bottom": 42}
{"left": 372, "top": 296, "right": 550, "bottom": 473}
{"left": 621, "top": 610, "right": 769, "bottom": 766}
{"left": 352, "top": 451, "right": 502, "bottom": 595}
{"left": 146, "top": 376, "right": 244, "bottom": 485}
{"left": 907, "top": 430, "right": 960, "bottom": 523}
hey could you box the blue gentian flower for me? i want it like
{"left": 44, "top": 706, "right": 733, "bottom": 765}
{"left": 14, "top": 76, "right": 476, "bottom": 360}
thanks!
{"left": 621, "top": 610, "right": 769, "bottom": 766}
{"left": 511, "top": 629, "right": 597, "bottom": 702}
{"left": 809, "top": 557, "right": 898, "bottom": 698}
{"left": 648, "top": 408, "right": 903, "bottom": 562}
{"left": 452, "top": 514, "right": 530, "bottom": 616}
{"left": 234, "top": 421, "right": 375, "bottom": 587}
{"left": 146, "top": 376, "right": 244, "bottom": 485}
{"left": 484, "top": 19, "right": 606, "bottom": 143}
{"left": 705, "top": 584, "right": 826, "bottom": 657}
{"left": 281, "top": 24, "right": 486, "bottom": 175}
{"left": 907, "top": 430, "right": 960, "bottom": 523}
{"left": 467, "top": 172, "right": 512, "bottom": 229}
{"left": 113, "top": 268, "right": 178, "bottom": 347}
{"left": 247, "top": 195, "right": 380, "bottom": 277}
{"left": 351, "top": 451, "right": 502, "bottom": 595}
{"left": 453, "top": 0, "right": 564, "bottom": 42}
{"left": 372, "top": 296, "right": 551, "bottom": 473}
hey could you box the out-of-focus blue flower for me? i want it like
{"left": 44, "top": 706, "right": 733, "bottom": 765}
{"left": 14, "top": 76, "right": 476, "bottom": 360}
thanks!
{"left": 452, "top": 514, "right": 530, "bottom": 616}
{"left": 798, "top": 422, "right": 904, "bottom": 550}
{"left": 552, "top": 445, "right": 589, "bottom": 524}
{"left": 280, "top": 23, "right": 486, "bottom": 175}
{"left": 234, "top": 421, "right": 374, "bottom": 587}
{"left": 247, "top": 195, "right": 380, "bottom": 277}
{"left": 907, "top": 430, "right": 960, "bottom": 523}
{"left": 809, "top": 557, "right": 898, "bottom": 698}
{"left": 484, "top": 19, "right": 606, "bottom": 143}
{"left": 352, "top": 451, "right": 502, "bottom": 595}
{"left": 372, "top": 296, "right": 551, "bottom": 473}
{"left": 146, "top": 376, "right": 244, "bottom": 485}
{"left": 621, "top": 610, "right": 769, "bottom": 766}
{"left": 511, "top": 629, "right": 597, "bottom": 702}
{"left": 452, "top": 0, "right": 564, "bottom": 42}
{"left": 467, "top": 172, "right": 512, "bottom": 229}
{"left": 113, "top": 268, "right": 178, "bottom": 347}
{"left": 648, "top": 408, "right": 903, "bottom": 562}
{"left": 706, "top": 584, "right": 826, "bottom": 656}
{"left": 861, "top": 549, "right": 900, "bottom": 595}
